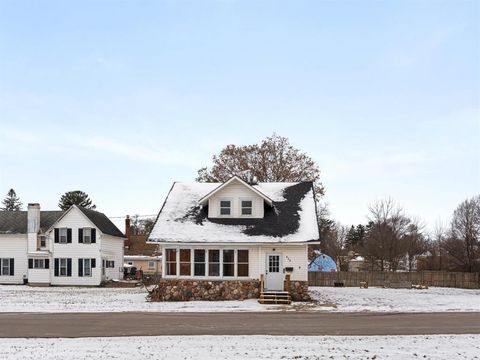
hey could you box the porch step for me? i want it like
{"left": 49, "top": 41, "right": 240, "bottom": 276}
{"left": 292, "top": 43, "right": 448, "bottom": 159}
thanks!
{"left": 258, "top": 291, "right": 292, "bottom": 305}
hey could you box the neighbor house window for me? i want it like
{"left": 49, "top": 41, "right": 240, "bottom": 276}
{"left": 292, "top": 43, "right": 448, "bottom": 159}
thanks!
{"left": 194, "top": 250, "right": 206, "bottom": 276}
{"left": 83, "top": 228, "right": 91, "bottom": 243}
{"left": 148, "top": 261, "right": 155, "bottom": 270}
{"left": 165, "top": 249, "right": 177, "bottom": 276}
{"left": 59, "top": 228, "right": 68, "bottom": 243}
{"left": 208, "top": 250, "right": 220, "bottom": 276}
{"left": 237, "top": 250, "right": 249, "bottom": 277}
{"left": 60, "top": 258, "right": 68, "bottom": 276}
{"left": 223, "top": 250, "right": 234, "bottom": 277}
{"left": 39, "top": 235, "right": 46, "bottom": 248}
{"left": 220, "top": 200, "right": 231, "bottom": 215}
{"left": 241, "top": 200, "right": 253, "bottom": 216}
{"left": 0, "top": 258, "right": 13, "bottom": 276}
{"left": 34, "top": 259, "right": 46, "bottom": 269}
{"left": 180, "top": 249, "right": 191, "bottom": 276}
{"left": 84, "top": 259, "right": 92, "bottom": 276}
{"left": 78, "top": 258, "right": 95, "bottom": 277}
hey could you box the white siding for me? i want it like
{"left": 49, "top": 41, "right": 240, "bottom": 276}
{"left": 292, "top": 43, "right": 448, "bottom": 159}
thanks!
{"left": 208, "top": 180, "right": 264, "bottom": 218}
{"left": 0, "top": 234, "right": 28, "bottom": 284}
{"left": 258, "top": 244, "right": 308, "bottom": 281}
{"left": 28, "top": 268, "right": 50, "bottom": 284}
{"left": 48, "top": 207, "right": 102, "bottom": 286}
{"left": 101, "top": 235, "right": 124, "bottom": 281}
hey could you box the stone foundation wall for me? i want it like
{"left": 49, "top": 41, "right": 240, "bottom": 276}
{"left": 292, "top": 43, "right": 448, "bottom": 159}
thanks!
{"left": 148, "top": 279, "right": 261, "bottom": 301}
{"left": 287, "top": 280, "right": 310, "bottom": 301}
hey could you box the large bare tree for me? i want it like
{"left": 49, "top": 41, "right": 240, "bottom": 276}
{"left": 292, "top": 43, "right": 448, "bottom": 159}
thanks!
{"left": 364, "top": 198, "right": 411, "bottom": 271}
{"left": 449, "top": 195, "right": 480, "bottom": 272}
{"left": 196, "top": 133, "right": 324, "bottom": 196}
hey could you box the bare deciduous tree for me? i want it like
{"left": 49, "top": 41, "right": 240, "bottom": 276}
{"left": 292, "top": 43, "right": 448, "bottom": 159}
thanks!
{"left": 197, "top": 133, "right": 324, "bottom": 197}
{"left": 450, "top": 195, "right": 480, "bottom": 272}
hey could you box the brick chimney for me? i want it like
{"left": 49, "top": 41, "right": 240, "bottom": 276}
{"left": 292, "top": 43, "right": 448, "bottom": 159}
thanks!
{"left": 124, "top": 215, "right": 131, "bottom": 249}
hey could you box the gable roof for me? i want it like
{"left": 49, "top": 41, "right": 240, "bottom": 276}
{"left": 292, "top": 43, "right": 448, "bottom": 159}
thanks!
{"left": 148, "top": 181, "right": 319, "bottom": 244}
{"left": 0, "top": 211, "right": 63, "bottom": 234}
{"left": 198, "top": 176, "right": 274, "bottom": 206}
{"left": 0, "top": 206, "right": 124, "bottom": 238}
{"left": 76, "top": 206, "right": 125, "bottom": 238}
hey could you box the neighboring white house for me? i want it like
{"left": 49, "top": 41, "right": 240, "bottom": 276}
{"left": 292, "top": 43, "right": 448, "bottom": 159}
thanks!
{"left": 148, "top": 175, "right": 320, "bottom": 301}
{"left": 0, "top": 203, "right": 125, "bottom": 286}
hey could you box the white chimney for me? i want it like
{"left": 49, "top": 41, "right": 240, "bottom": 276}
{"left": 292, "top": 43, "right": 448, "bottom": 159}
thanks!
{"left": 27, "top": 203, "right": 40, "bottom": 234}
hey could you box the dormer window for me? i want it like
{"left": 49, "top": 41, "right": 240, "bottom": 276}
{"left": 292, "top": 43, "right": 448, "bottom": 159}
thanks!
{"left": 241, "top": 200, "right": 253, "bottom": 216}
{"left": 219, "top": 200, "right": 231, "bottom": 216}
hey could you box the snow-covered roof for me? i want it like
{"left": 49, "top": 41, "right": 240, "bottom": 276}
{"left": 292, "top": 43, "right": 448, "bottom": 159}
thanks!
{"left": 148, "top": 181, "right": 319, "bottom": 244}
{"left": 124, "top": 255, "right": 162, "bottom": 261}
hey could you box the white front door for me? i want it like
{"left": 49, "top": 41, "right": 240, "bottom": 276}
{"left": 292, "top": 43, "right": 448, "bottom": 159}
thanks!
{"left": 265, "top": 253, "right": 283, "bottom": 291}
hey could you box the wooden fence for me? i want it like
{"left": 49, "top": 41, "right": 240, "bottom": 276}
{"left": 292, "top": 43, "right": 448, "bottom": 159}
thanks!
{"left": 308, "top": 271, "right": 480, "bottom": 289}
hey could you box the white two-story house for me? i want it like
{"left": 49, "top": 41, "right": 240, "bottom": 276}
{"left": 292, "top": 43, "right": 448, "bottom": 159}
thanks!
{"left": 0, "top": 203, "right": 125, "bottom": 286}
{"left": 147, "top": 175, "right": 320, "bottom": 303}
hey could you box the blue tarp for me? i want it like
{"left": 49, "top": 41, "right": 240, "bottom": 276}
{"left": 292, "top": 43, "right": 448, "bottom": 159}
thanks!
{"left": 308, "top": 253, "right": 337, "bottom": 272}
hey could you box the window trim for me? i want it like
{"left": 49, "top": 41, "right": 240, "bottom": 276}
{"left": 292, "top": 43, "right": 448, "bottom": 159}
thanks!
{"left": 59, "top": 258, "right": 68, "bottom": 276}
{"left": 83, "top": 227, "right": 92, "bottom": 244}
{"left": 240, "top": 198, "right": 254, "bottom": 217}
{"left": 0, "top": 258, "right": 11, "bottom": 276}
{"left": 59, "top": 228, "right": 68, "bottom": 244}
{"left": 218, "top": 198, "right": 233, "bottom": 217}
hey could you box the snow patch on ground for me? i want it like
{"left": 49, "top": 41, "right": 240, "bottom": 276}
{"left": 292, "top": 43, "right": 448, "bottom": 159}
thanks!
{"left": 309, "top": 286, "right": 480, "bottom": 312}
{"left": 0, "top": 285, "right": 281, "bottom": 313}
{"left": 0, "top": 335, "right": 478, "bottom": 359}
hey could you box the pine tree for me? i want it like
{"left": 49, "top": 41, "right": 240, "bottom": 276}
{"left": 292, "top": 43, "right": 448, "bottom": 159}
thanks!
{"left": 1, "top": 189, "right": 23, "bottom": 211}
{"left": 58, "top": 190, "right": 96, "bottom": 211}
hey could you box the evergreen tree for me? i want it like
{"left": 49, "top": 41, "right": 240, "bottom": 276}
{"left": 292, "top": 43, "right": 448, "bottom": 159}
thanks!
{"left": 0, "top": 189, "right": 23, "bottom": 211}
{"left": 346, "top": 225, "right": 357, "bottom": 249}
{"left": 58, "top": 190, "right": 96, "bottom": 211}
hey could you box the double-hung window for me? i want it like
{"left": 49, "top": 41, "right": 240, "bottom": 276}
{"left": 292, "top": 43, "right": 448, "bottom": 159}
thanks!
{"left": 148, "top": 261, "right": 155, "bottom": 270}
{"left": 59, "top": 228, "right": 68, "bottom": 243}
{"left": 220, "top": 200, "right": 231, "bottom": 216}
{"left": 165, "top": 249, "right": 177, "bottom": 276}
{"left": 241, "top": 200, "right": 253, "bottom": 216}
{"left": 39, "top": 235, "right": 46, "bottom": 248}
{"left": 59, "top": 258, "right": 68, "bottom": 276}
{"left": 208, "top": 250, "right": 220, "bottom": 276}
{"left": 83, "top": 258, "right": 92, "bottom": 276}
{"left": 1, "top": 258, "right": 12, "bottom": 276}
{"left": 194, "top": 250, "right": 206, "bottom": 276}
{"left": 83, "top": 228, "right": 91, "bottom": 243}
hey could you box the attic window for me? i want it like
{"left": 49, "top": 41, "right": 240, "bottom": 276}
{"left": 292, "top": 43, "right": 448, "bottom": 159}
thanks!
{"left": 241, "top": 200, "right": 253, "bottom": 216}
{"left": 219, "top": 200, "right": 231, "bottom": 216}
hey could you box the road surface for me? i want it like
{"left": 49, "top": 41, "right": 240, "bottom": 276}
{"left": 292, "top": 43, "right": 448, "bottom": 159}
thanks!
{"left": 0, "top": 312, "right": 479, "bottom": 337}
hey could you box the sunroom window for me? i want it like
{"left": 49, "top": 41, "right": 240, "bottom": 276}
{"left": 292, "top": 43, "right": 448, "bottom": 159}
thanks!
{"left": 194, "top": 250, "right": 206, "bottom": 276}
{"left": 165, "top": 249, "right": 177, "bottom": 276}
{"left": 237, "top": 250, "right": 249, "bottom": 277}
{"left": 220, "top": 200, "right": 231, "bottom": 215}
{"left": 223, "top": 250, "right": 234, "bottom": 277}
{"left": 208, "top": 250, "right": 220, "bottom": 276}
{"left": 180, "top": 249, "right": 191, "bottom": 276}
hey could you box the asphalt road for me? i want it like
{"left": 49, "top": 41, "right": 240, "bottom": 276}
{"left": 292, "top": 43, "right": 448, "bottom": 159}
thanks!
{"left": 1, "top": 312, "right": 479, "bottom": 337}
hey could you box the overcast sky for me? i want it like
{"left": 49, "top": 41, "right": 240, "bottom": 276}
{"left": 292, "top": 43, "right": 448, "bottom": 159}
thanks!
{"left": 0, "top": 0, "right": 479, "bottom": 230}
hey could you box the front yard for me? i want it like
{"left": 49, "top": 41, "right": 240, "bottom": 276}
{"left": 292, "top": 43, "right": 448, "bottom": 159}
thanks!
{"left": 1, "top": 284, "right": 479, "bottom": 313}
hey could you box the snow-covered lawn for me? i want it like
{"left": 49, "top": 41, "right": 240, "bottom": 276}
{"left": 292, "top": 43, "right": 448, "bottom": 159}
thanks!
{"left": 309, "top": 286, "right": 480, "bottom": 312}
{"left": 1, "top": 285, "right": 479, "bottom": 313}
{"left": 0, "top": 335, "right": 479, "bottom": 359}
{"left": 0, "top": 285, "right": 279, "bottom": 313}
